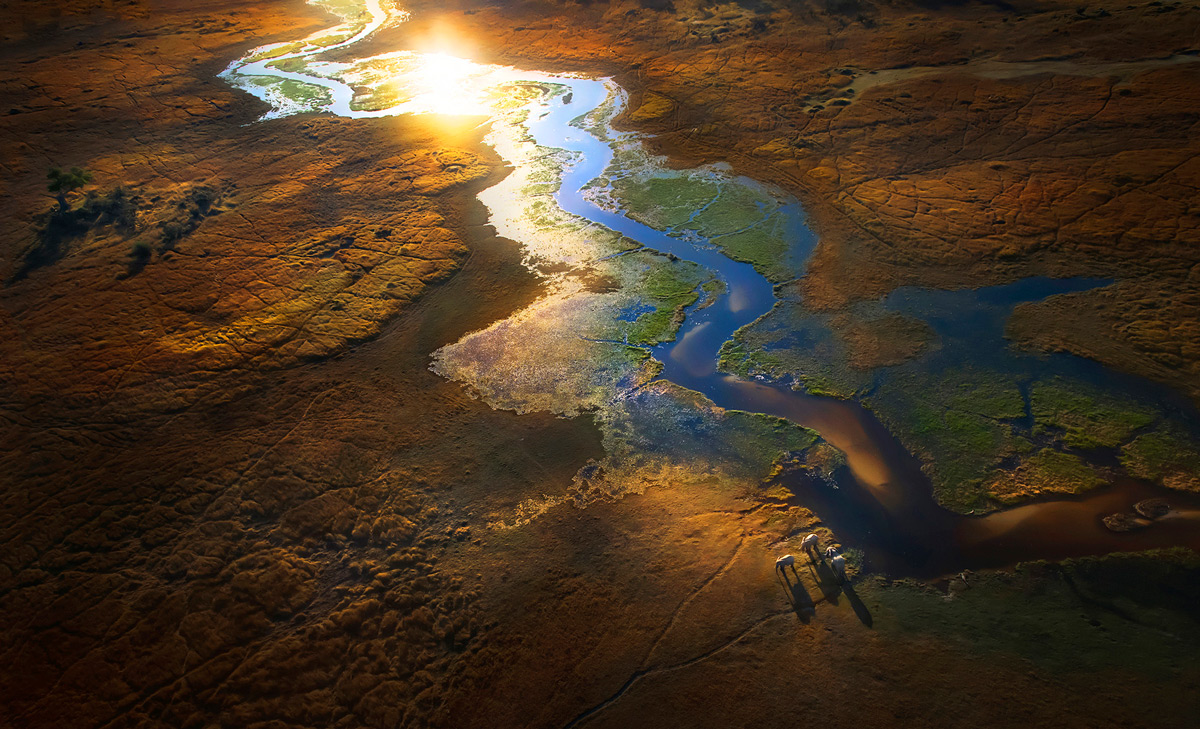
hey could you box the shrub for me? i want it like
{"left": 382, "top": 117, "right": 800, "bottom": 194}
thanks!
{"left": 47, "top": 166, "right": 92, "bottom": 211}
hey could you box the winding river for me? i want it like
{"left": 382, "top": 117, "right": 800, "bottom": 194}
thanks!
{"left": 223, "top": 1, "right": 1200, "bottom": 577}
{"left": 524, "top": 75, "right": 1200, "bottom": 576}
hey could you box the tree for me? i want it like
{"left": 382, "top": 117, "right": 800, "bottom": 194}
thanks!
{"left": 47, "top": 166, "right": 92, "bottom": 212}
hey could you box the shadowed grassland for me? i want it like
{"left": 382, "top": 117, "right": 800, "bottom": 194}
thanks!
{"left": 986, "top": 449, "right": 1105, "bottom": 505}
{"left": 866, "top": 368, "right": 1028, "bottom": 512}
{"left": 1031, "top": 377, "right": 1157, "bottom": 450}
{"left": 860, "top": 549, "right": 1200, "bottom": 680}
{"left": 873, "top": 372, "right": 1198, "bottom": 511}
{"left": 717, "top": 303, "right": 873, "bottom": 398}
{"left": 1121, "top": 426, "right": 1200, "bottom": 493}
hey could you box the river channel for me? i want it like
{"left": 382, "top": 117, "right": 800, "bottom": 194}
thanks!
{"left": 522, "top": 75, "right": 1200, "bottom": 576}
{"left": 223, "top": 0, "right": 1200, "bottom": 577}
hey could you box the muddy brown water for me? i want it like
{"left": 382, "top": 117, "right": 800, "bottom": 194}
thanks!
{"left": 733, "top": 377, "right": 1200, "bottom": 576}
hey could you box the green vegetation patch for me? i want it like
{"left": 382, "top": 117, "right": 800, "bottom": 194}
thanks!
{"left": 804, "top": 441, "right": 847, "bottom": 479}
{"left": 623, "top": 253, "right": 709, "bottom": 345}
{"left": 246, "top": 75, "right": 333, "bottom": 109}
{"left": 716, "top": 340, "right": 755, "bottom": 378}
{"left": 688, "top": 180, "right": 776, "bottom": 236}
{"left": 717, "top": 302, "right": 871, "bottom": 399}
{"left": 351, "top": 85, "right": 400, "bottom": 112}
{"left": 698, "top": 277, "right": 726, "bottom": 307}
{"left": 1031, "top": 377, "right": 1157, "bottom": 450}
{"left": 247, "top": 41, "right": 307, "bottom": 63}
{"left": 1120, "top": 426, "right": 1200, "bottom": 487}
{"left": 1026, "top": 449, "right": 1105, "bottom": 491}
{"left": 607, "top": 163, "right": 798, "bottom": 282}
{"left": 278, "top": 79, "right": 333, "bottom": 107}
{"left": 946, "top": 373, "right": 1025, "bottom": 420}
{"left": 490, "top": 82, "right": 562, "bottom": 112}
{"left": 986, "top": 449, "right": 1104, "bottom": 505}
{"left": 711, "top": 210, "right": 795, "bottom": 283}
{"left": 722, "top": 409, "right": 821, "bottom": 466}
{"left": 266, "top": 57, "right": 311, "bottom": 74}
{"left": 610, "top": 174, "right": 719, "bottom": 230}
{"left": 309, "top": 29, "right": 364, "bottom": 48}
{"left": 865, "top": 368, "right": 1027, "bottom": 513}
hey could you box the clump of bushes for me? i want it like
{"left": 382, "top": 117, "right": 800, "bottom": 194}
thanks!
{"left": 15, "top": 168, "right": 227, "bottom": 282}
{"left": 79, "top": 185, "right": 139, "bottom": 230}
{"left": 14, "top": 168, "right": 143, "bottom": 282}
{"left": 159, "top": 185, "right": 221, "bottom": 251}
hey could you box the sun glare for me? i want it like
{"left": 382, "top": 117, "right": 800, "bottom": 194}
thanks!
{"left": 408, "top": 52, "right": 492, "bottom": 116}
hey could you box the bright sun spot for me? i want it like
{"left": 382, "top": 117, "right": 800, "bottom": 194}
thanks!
{"left": 408, "top": 52, "right": 492, "bottom": 116}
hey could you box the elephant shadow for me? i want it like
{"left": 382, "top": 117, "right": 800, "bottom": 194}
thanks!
{"left": 807, "top": 558, "right": 843, "bottom": 605}
{"left": 776, "top": 565, "right": 815, "bottom": 623}
{"left": 842, "top": 582, "right": 873, "bottom": 628}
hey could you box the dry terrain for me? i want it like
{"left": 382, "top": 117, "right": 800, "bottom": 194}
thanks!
{"left": 2, "top": 1, "right": 1199, "bottom": 728}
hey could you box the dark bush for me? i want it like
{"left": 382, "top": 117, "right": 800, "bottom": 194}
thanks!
{"left": 77, "top": 185, "right": 138, "bottom": 231}
{"left": 159, "top": 185, "right": 222, "bottom": 251}
{"left": 186, "top": 185, "right": 218, "bottom": 216}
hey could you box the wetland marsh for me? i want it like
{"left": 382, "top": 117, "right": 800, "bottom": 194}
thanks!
{"left": 223, "top": 0, "right": 1200, "bottom": 576}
